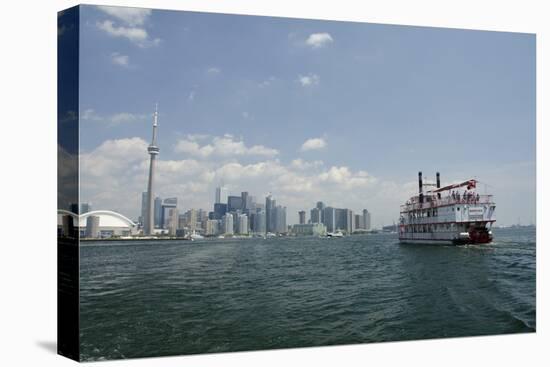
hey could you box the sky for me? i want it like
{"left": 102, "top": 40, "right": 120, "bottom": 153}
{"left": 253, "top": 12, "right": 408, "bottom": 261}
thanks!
{"left": 76, "top": 5, "right": 536, "bottom": 227}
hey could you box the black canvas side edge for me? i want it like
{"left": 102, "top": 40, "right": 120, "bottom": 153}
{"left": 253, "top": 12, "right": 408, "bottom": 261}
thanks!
{"left": 57, "top": 5, "right": 80, "bottom": 362}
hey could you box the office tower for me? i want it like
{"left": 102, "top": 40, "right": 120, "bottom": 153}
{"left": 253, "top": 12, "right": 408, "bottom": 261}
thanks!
{"left": 298, "top": 210, "right": 306, "bottom": 224}
{"left": 354, "top": 214, "right": 362, "bottom": 229}
{"left": 215, "top": 185, "right": 229, "bottom": 204}
{"left": 310, "top": 207, "right": 321, "bottom": 224}
{"left": 188, "top": 209, "right": 197, "bottom": 231}
{"left": 167, "top": 208, "right": 178, "bottom": 236}
{"left": 154, "top": 196, "right": 162, "bottom": 227}
{"left": 223, "top": 214, "right": 234, "bottom": 235}
{"left": 274, "top": 205, "right": 287, "bottom": 233}
{"left": 323, "top": 207, "right": 336, "bottom": 232}
{"left": 347, "top": 209, "right": 354, "bottom": 234}
{"left": 227, "top": 196, "right": 243, "bottom": 212}
{"left": 265, "top": 194, "right": 275, "bottom": 233}
{"left": 206, "top": 219, "right": 220, "bottom": 236}
{"left": 161, "top": 198, "right": 177, "bottom": 228}
{"left": 85, "top": 215, "right": 100, "bottom": 238}
{"left": 334, "top": 208, "right": 346, "bottom": 230}
{"left": 316, "top": 201, "right": 325, "bottom": 223}
{"left": 213, "top": 203, "right": 227, "bottom": 220}
{"left": 144, "top": 105, "right": 159, "bottom": 235}
{"left": 251, "top": 210, "right": 266, "bottom": 234}
{"left": 363, "top": 209, "right": 371, "bottom": 230}
{"left": 241, "top": 192, "right": 249, "bottom": 210}
{"left": 238, "top": 214, "right": 248, "bottom": 234}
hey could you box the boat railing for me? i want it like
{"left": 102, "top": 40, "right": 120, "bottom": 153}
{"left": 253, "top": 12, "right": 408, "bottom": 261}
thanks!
{"left": 400, "top": 194, "right": 494, "bottom": 212}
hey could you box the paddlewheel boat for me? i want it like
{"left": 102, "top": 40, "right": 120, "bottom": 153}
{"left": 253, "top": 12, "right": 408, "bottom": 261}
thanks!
{"left": 399, "top": 172, "right": 496, "bottom": 245}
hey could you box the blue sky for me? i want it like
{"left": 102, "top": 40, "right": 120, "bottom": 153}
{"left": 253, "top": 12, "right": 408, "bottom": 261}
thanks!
{"left": 77, "top": 5, "right": 535, "bottom": 226}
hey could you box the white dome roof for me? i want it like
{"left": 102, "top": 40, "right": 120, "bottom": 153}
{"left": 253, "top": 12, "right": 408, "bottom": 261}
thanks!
{"left": 58, "top": 210, "right": 136, "bottom": 228}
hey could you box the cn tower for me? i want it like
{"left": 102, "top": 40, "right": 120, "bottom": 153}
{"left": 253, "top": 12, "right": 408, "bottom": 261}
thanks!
{"left": 144, "top": 104, "right": 159, "bottom": 235}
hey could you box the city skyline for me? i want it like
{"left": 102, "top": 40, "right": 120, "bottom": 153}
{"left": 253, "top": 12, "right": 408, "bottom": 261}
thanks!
{"left": 78, "top": 5, "right": 536, "bottom": 227}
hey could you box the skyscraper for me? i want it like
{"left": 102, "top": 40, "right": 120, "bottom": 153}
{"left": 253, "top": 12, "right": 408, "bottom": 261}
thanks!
{"left": 310, "top": 207, "right": 321, "bottom": 224}
{"left": 363, "top": 209, "right": 371, "bottom": 230}
{"left": 144, "top": 105, "right": 159, "bottom": 235}
{"left": 223, "top": 214, "right": 234, "bottom": 235}
{"left": 215, "top": 185, "right": 229, "bottom": 204}
{"left": 154, "top": 196, "right": 162, "bottom": 227}
{"left": 298, "top": 210, "right": 306, "bottom": 224}
{"left": 265, "top": 194, "right": 275, "bottom": 233}
{"left": 227, "top": 196, "right": 243, "bottom": 212}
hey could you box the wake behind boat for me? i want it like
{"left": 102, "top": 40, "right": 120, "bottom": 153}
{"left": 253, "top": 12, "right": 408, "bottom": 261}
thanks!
{"left": 399, "top": 172, "right": 496, "bottom": 245}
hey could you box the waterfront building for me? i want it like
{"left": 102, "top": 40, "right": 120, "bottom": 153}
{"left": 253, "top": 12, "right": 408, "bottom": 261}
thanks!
{"left": 363, "top": 209, "right": 371, "bottom": 230}
{"left": 274, "top": 205, "right": 287, "bottom": 233}
{"left": 323, "top": 207, "right": 336, "bottom": 232}
{"left": 167, "top": 207, "right": 179, "bottom": 236}
{"left": 206, "top": 219, "right": 220, "bottom": 236}
{"left": 355, "top": 214, "right": 362, "bottom": 230}
{"left": 161, "top": 197, "right": 177, "bottom": 228}
{"left": 144, "top": 105, "right": 159, "bottom": 235}
{"left": 215, "top": 185, "right": 229, "bottom": 204}
{"left": 316, "top": 201, "right": 325, "bottom": 223}
{"left": 85, "top": 215, "right": 100, "bottom": 238}
{"left": 71, "top": 210, "right": 138, "bottom": 238}
{"left": 298, "top": 210, "right": 306, "bottom": 224}
{"left": 310, "top": 207, "right": 321, "bottom": 224}
{"left": 292, "top": 223, "right": 327, "bottom": 236}
{"left": 223, "top": 214, "right": 234, "bottom": 235}
{"left": 347, "top": 209, "right": 354, "bottom": 234}
{"left": 252, "top": 210, "right": 266, "bottom": 234}
{"left": 238, "top": 214, "right": 248, "bottom": 234}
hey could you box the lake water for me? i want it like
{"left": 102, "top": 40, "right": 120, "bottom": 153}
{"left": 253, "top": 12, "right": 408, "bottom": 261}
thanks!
{"left": 79, "top": 227, "right": 536, "bottom": 361}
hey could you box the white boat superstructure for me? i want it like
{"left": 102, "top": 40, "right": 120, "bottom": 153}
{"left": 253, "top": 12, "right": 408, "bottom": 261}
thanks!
{"left": 399, "top": 172, "right": 496, "bottom": 245}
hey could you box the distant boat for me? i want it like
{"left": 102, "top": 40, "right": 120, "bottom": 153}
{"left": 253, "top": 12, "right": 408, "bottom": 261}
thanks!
{"left": 266, "top": 232, "right": 277, "bottom": 238}
{"left": 326, "top": 230, "right": 344, "bottom": 238}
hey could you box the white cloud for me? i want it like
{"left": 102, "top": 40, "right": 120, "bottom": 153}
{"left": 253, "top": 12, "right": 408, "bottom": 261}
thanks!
{"left": 174, "top": 135, "right": 279, "bottom": 158}
{"left": 290, "top": 159, "right": 324, "bottom": 170}
{"left": 207, "top": 67, "right": 221, "bottom": 75}
{"left": 81, "top": 109, "right": 148, "bottom": 125}
{"left": 301, "top": 137, "right": 326, "bottom": 151}
{"left": 306, "top": 32, "right": 334, "bottom": 48}
{"left": 97, "top": 20, "right": 148, "bottom": 42}
{"left": 110, "top": 52, "right": 129, "bottom": 67}
{"left": 96, "top": 6, "right": 152, "bottom": 26}
{"left": 258, "top": 76, "right": 276, "bottom": 88}
{"left": 297, "top": 73, "right": 320, "bottom": 87}
{"left": 95, "top": 6, "right": 160, "bottom": 48}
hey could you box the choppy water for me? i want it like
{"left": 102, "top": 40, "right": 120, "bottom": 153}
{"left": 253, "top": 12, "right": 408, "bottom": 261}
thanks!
{"left": 79, "top": 227, "right": 535, "bottom": 361}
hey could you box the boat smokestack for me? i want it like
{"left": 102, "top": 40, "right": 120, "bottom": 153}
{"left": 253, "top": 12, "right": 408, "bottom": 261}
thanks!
{"left": 418, "top": 171, "right": 424, "bottom": 203}
{"left": 436, "top": 172, "right": 441, "bottom": 199}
